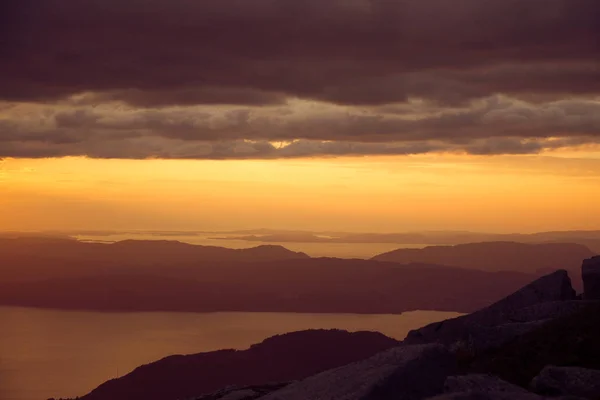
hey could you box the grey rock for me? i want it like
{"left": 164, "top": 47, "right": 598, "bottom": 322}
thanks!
{"left": 426, "top": 392, "right": 543, "bottom": 400}
{"left": 190, "top": 383, "right": 290, "bottom": 400}
{"left": 505, "top": 301, "right": 596, "bottom": 323}
{"left": 531, "top": 365, "right": 600, "bottom": 399}
{"left": 463, "top": 320, "right": 549, "bottom": 352}
{"left": 405, "top": 270, "right": 576, "bottom": 347}
{"left": 261, "top": 344, "right": 455, "bottom": 400}
{"left": 427, "top": 392, "right": 586, "bottom": 400}
{"left": 444, "top": 374, "right": 529, "bottom": 394}
{"left": 582, "top": 256, "right": 600, "bottom": 300}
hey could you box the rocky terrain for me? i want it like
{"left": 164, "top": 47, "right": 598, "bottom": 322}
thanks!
{"left": 48, "top": 256, "right": 600, "bottom": 400}
{"left": 52, "top": 255, "right": 600, "bottom": 400}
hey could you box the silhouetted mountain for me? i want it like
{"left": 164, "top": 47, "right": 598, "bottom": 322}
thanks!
{"left": 2, "top": 238, "right": 592, "bottom": 313}
{"left": 78, "top": 329, "right": 399, "bottom": 400}
{"left": 0, "top": 257, "right": 537, "bottom": 313}
{"left": 0, "top": 237, "right": 309, "bottom": 283}
{"left": 373, "top": 242, "right": 596, "bottom": 291}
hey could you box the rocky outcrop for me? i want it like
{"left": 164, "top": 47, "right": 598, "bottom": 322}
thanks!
{"left": 261, "top": 344, "right": 456, "bottom": 400}
{"left": 190, "top": 383, "right": 291, "bottom": 400}
{"left": 530, "top": 366, "right": 600, "bottom": 399}
{"left": 466, "top": 303, "right": 600, "bottom": 388}
{"left": 582, "top": 256, "right": 600, "bottom": 300}
{"left": 425, "top": 393, "right": 546, "bottom": 399}
{"left": 507, "top": 301, "right": 595, "bottom": 323}
{"left": 404, "top": 270, "right": 577, "bottom": 349}
{"left": 428, "top": 374, "right": 587, "bottom": 400}
{"left": 460, "top": 320, "right": 549, "bottom": 353}
{"left": 443, "top": 374, "right": 530, "bottom": 394}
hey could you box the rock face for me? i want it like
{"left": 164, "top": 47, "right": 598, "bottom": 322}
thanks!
{"left": 458, "top": 320, "right": 549, "bottom": 354}
{"left": 466, "top": 303, "right": 600, "bottom": 388}
{"left": 261, "top": 344, "right": 456, "bottom": 400}
{"left": 191, "top": 383, "right": 290, "bottom": 400}
{"left": 507, "top": 301, "right": 595, "bottom": 323}
{"left": 582, "top": 256, "right": 600, "bottom": 300}
{"left": 530, "top": 365, "right": 600, "bottom": 399}
{"left": 425, "top": 392, "right": 544, "bottom": 400}
{"left": 404, "top": 270, "right": 577, "bottom": 350}
{"left": 443, "top": 374, "right": 529, "bottom": 394}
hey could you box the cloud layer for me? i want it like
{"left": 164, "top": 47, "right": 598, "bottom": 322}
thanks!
{"left": 1, "top": 0, "right": 600, "bottom": 158}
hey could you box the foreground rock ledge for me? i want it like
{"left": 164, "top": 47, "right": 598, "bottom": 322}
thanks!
{"left": 261, "top": 344, "right": 455, "bottom": 400}
{"left": 404, "top": 270, "right": 577, "bottom": 349}
{"left": 531, "top": 365, "right": 600, "bottom": 399}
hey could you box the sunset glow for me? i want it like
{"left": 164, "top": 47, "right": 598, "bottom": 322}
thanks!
{"left": 2, "top": 151, "right": 598, "bottom": 233}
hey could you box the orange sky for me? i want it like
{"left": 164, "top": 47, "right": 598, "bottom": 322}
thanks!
{"left": 2, "top": 151, "right": 599, "bottom": 233}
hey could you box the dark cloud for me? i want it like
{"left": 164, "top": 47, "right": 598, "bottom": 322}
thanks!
{"left": 1, "top": 96, "right": 599, "bottom": 159}
{"left": 2, "top": 0, "right": 599, "bottom": 106}
{"left": 21, "top": 96, "right": 600, "bottom": 142}
{"left": 2, "top": 0, "right": 600, "bottom": 159}
{"left": 1, "top": 135, "right": 599, "bottom": 160}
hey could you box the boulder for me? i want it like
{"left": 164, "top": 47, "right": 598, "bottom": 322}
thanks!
{"left": 464, "top": 321, "right": 549, "bottom": 352}
{"left": 261, "top": 344, "right": 456, "bottom": 400}
{"left": 506, "top": 301, "right": 596, "bottom": 323}
{"left": 582, "top": 256, "right": 600, "bottom": 300}
{"left": 530, "top": 365, "right": 600, "bottom": 399}
{"left": 405, "top": 270, "right": 577, "bottom": 348}
{"left": 425, "top": 392, "right": 543, "bottom": 400}
{"left": 443, "top": 374, "right": 529, "bottom": 394}
{"left": 190, "top": 383, "right": 290, "bottom": 400}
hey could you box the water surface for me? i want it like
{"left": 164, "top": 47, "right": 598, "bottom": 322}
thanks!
{"left": 0, "top": 306, "right": 461, "bottom": 400}
{"left": 76, "top": 232, "right": 433, "bottom": 258}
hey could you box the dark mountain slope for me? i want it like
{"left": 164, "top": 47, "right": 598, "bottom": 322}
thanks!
{"left": 373, "top": 242, "right": 595, "bottom": 290}
{"left": 0, "top": 237, "right": 308, "bottom": 282}
{"left": 79, "top": 329, "right": 399, "bottom": 400}
{"left": 0, "top": 260, "right": 536, "bottom": 313}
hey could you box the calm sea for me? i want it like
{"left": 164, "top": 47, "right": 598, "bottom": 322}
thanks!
{"left": 0, "top": 306, "right": 461, "bottom": 400}
{"left": 75, "top": 233, "right": 433, "bottom": 259}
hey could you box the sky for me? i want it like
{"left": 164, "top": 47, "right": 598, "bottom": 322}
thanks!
{"left": 1, "top": 0, "right": 599, "bottom": 233}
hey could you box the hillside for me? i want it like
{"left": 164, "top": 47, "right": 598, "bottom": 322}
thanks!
{"left": 373, "top": 241, "right": 596, "bottom": 290}
{"left": 0, "top": 258, "right": 536, "bottom": 314}
{"left": 0, "top": 237, "right": 309, "bottom": 283}
{"left": 79, "top": 330, "right": 399, "bottom": 400}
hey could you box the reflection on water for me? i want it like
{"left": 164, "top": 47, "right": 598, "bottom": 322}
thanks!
{"left": 0, "top": 306, "right": 461, "bottom": 400}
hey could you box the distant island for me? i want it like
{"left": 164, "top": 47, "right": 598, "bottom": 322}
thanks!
{"left": 1, "top": 237, "right": 596, "bottom": 314}
{"left": 208, "top": 229, "right": 600, "bottom": 253}
{"left": 6, "top": 229, "right": 600, "bottom": 253}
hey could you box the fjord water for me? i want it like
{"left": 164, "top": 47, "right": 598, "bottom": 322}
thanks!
{"left": 75, "top": 232, "right": 432, "bottom": 259}
{"left": 0, "top": 307, "right": 461, "bottom": 400}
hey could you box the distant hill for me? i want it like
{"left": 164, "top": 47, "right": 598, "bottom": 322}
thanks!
{"left": 372, "top": 242, "right": 596, "bottom": 290}
{"left": 1, "top": 237, "right": 591, "bottom": 314}
{"left": 205, "top": 230, "right": 600, "bottom": 252}
{"left": 0, "top": 237, "right": 309, "bottom": 282}
{"left": 0, "top": 257, "right": 536, "bottom": 313}
{"left": 78, "top": 329, "right": 399, "bottom": 400}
